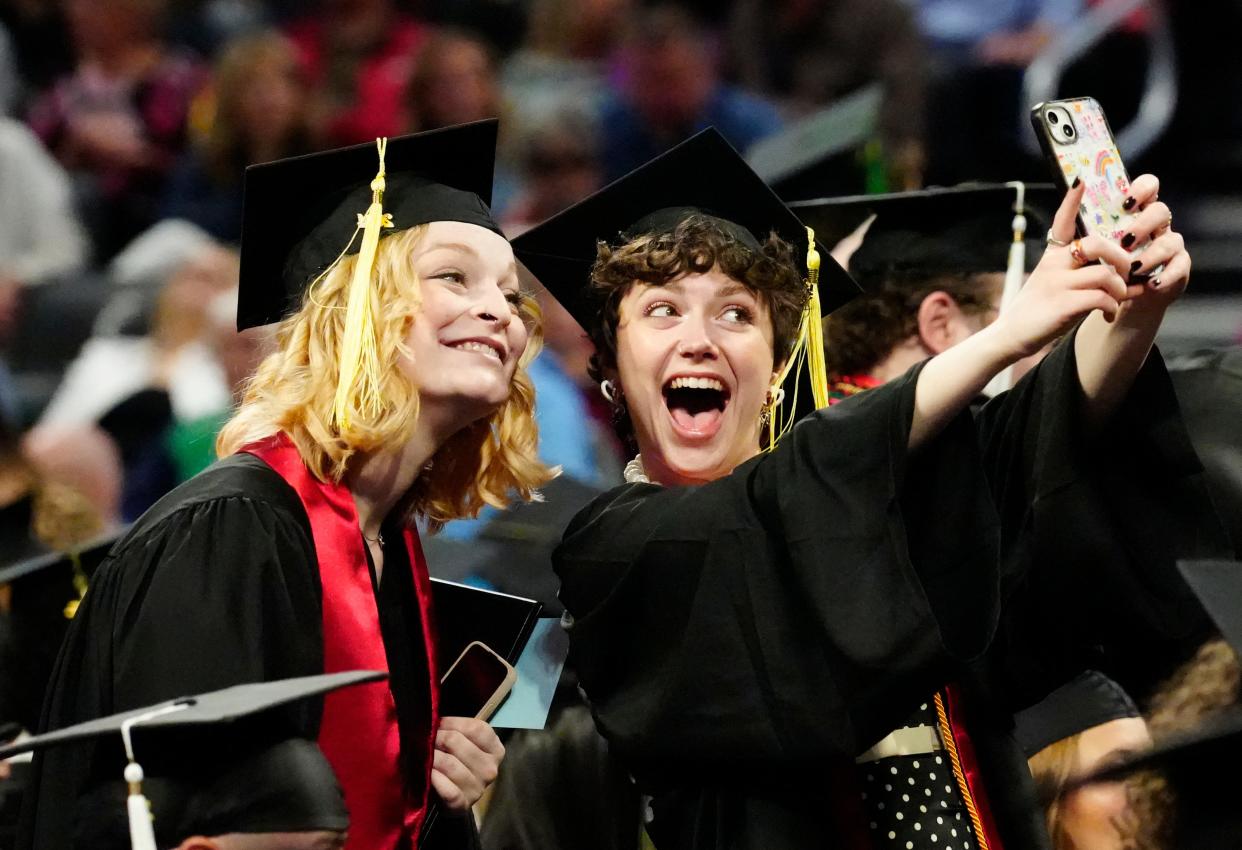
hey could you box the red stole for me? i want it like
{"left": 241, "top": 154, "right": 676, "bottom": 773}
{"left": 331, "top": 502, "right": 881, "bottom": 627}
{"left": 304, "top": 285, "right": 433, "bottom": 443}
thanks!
{"left": 941, "top": 685, "right": 1005, "bottom": 850}
{"left": 243, "top": 434, "right": 440, "bottom": 850}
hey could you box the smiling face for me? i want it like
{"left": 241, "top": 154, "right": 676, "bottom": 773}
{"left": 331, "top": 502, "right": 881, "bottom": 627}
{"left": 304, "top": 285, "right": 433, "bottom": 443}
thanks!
{"left": 613, "top": 268, "right": 778, "bottom": 486}
{"left": 399, "top": 221, "right": 530, "bottom": 432}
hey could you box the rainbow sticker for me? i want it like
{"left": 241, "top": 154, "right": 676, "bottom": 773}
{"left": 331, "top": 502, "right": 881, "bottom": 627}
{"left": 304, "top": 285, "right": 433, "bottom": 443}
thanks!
{"left": 1095, "top": 150, "right": 1116, "bottom": 176}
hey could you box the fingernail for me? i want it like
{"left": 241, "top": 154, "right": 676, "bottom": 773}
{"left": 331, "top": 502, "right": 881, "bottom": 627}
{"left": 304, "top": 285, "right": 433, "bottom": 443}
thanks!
{"left": 1150, "top": 277, "right": 1161, "bottom": 289}
{"left": 1131, "top": 272, "right": 1151, "bottom": 285}
{"left": 1121, "top": 233, "right": 1136, "bottom": 249}
{"left": 1122, "top": 196, "right": 1137, "bottom": 211}
{"left": 1071, "top": 175, "right": 1082, "bottom": 189}
{"left": 1130, "top": 260, "right": 1142, "bottom": 273}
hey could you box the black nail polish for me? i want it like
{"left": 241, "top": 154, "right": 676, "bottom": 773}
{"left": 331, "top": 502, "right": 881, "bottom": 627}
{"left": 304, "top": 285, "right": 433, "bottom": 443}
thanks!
{"left": 1122, "top": 196, "right": 1137, "bottom": 211}
{"left": 1150, "top": 277, "right": 1161, "bottom": 289}
{"left": 1131, "top": 271, "right": 1152, "bottom": 285}
{"left": 1121, "top": 233, "right": 1136, "bottom": 249}
{"left": 1130, "top": 260, "right": 1142, "bottom": 273}
{"left": 1071, "top": 176, "right": 1081, "bottom": 188}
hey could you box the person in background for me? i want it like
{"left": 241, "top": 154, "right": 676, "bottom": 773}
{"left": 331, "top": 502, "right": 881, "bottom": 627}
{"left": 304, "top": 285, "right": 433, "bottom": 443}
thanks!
{"left": 1017, "top": 671, "right": 1153, "bottom": 850}
{"left": 498, "top": 0, "right": 623, "bottom": 142}
{"left": 406, "top": 27, "right": 519, "bottom": 214}
{"left": 162, "top": 30, "right": 313, "bottom": 242}
{"left": 597, "top": 4, "right": 783, "bottom": 181}
{"left": 26, "top": 0, "right": 206, "bottom": 260}
{"left": 285, "top": 0, "right": 429, "bottom": 146}
{"left": 724, "top": 0, "right": 928, "bottom": 189}
{"left": 501, "top": 111, "right": 604, "bottom": 236}
{"left": 910, "top": 0, "right": 1084, "bottom": 183}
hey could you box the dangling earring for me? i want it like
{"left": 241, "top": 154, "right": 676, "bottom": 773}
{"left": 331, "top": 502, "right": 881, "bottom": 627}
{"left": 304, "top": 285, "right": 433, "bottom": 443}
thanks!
{"left": 600, "top": 379, "right": 617, "bottom": 403}
{"left": 759, "top": 385, "right": 784, "bottom": 428}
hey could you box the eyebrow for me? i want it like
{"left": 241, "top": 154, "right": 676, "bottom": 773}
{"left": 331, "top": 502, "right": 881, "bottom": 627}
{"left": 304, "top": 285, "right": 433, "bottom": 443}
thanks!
{"left": 422, "top": 241, "right": 481, "bottom": 258}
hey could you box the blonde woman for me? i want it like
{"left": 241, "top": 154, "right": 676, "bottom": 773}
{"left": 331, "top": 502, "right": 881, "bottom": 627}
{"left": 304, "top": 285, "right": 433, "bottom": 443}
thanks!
{"left": 21, "top": 121, "right": 553, "bottom": 850}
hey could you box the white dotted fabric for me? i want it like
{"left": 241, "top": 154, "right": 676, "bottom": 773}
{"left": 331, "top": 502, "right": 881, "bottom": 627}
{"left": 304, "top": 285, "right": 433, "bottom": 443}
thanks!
{"left": 858, "top": 702, "right": 976, "bottom": 850}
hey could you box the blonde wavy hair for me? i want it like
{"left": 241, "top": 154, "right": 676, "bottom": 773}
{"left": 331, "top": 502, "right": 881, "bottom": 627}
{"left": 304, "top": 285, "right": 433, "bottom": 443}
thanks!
{"left": 217, "top": 225, "right": 555, "bottom": 530}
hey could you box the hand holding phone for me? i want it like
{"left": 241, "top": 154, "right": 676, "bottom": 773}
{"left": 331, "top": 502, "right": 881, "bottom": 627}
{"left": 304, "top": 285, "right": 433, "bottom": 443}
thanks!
{"left": 1030, "top": 97, "right": 1145, "bottom": 256}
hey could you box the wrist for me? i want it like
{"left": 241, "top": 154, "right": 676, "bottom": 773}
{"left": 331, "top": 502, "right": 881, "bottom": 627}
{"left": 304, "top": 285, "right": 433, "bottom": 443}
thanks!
{"left": 973, "top": 318, "right": 1029, "bottom": 369}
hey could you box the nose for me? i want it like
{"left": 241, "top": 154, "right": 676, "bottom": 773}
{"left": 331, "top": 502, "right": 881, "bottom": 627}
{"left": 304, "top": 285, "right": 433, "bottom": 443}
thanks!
{"left": 676, "top": 315, "right": 718, "bottom": 361}
{"left": 473, "top": 283, "right": 513, "bottom": 329}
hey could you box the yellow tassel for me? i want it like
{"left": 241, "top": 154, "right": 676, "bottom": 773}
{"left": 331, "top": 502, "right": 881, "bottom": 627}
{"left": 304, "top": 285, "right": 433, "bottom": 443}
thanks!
{"left": 333, "top": 137, "right": 395, "bottom": 434}
{"left": 766, "top": 227, "right": 831, "bottom": 449}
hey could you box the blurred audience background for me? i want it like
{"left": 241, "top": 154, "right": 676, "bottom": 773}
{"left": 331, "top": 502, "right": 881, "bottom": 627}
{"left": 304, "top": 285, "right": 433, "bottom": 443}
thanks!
{"left": 0, "top": 0, "right": 1240, "bottom": 845}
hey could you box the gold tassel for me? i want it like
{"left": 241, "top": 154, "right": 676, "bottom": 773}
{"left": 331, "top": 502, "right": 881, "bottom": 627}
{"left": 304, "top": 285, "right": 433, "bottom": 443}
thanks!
{"left": 766, "top": 227, "right": 831, "bottom": 449}
{"left": 333, "top": 137, "right": 395, "bottom": 434}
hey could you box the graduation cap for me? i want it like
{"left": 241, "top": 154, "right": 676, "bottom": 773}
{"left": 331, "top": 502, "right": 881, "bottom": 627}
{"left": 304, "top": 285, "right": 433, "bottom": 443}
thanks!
{"left": 793, "top": 183, "right": 1059, "bottom": 395}
{"left": 1012, "top": 670, "right": 1140, "bottom": 758}
{"left": 511, "top": 127, "right": 862, "bottom": 438}
{"left": 790, "top": 182, "right": 1060, "bottom": 282}
{"left": 1063, "top": 562, "right": 1242, "bottom": 848}
{"left": 238, "top": 120, "right": 503, "bottom": 433}
{"left": 0, "top": 671, "right": 385, "bottom": 850}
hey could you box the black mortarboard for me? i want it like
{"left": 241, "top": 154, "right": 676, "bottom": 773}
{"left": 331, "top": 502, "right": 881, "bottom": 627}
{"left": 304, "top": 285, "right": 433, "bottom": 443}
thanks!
{"left": 510, "top": 127, "right": 861, "bottom": 335}
{"left": 0, "top": 672, "right": 384, "bottom": 850}
{"left": 1013, "top": 670, "right": 1140, "bottom": 757}
{"left": 1177, "top": 560, "right": 1242, "bottom": 659}
{"left": 237, "top": 119, "right": 503, "bottom": 330}
{"left": 0, "top": 671, "right": 384, "bottom": 760}
{"left": 790, "top": 183, "right": 1059, "bottom": 286}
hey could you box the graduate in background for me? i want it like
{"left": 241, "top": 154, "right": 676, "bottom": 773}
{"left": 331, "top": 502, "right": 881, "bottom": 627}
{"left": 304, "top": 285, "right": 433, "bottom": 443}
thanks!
{"left": 3, "top": 672, "right": 379, "bottom": 850}
{"left": 511, "top": 129, "right": 1220, "bottom": 850}
{"left": 1015, "top": 671, "right": 1151, "bottom": 850}
{"left": 20, "top": 121, "right": 554, "bottom": 850}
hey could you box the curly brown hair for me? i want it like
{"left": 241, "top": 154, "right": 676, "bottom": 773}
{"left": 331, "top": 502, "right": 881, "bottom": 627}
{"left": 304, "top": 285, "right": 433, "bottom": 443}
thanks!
{"left": 822, "top": 271, "right": 1001, "bottom": 378}
{"left": 584, "top": 214, "right": 808, "bottom": 450}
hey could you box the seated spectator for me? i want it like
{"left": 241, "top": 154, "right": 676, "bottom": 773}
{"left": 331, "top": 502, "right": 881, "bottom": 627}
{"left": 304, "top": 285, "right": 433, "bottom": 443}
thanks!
{"left": 498, "top": 0, "right": 621, "bottom": 142}
{"left": 26, "top": 0, "right": 207, "bottom": 260}
{"left": 161, "top": 30, "right": 312, "bottom": 243}
{"left": 597, "top": 4, "right": 783, "bottom": 180}
{"left": 285, "top": 0, "right": 429, "bottom": 146}
{"left": 724, "top": 0, "right": 929, "bottom": 189}
{"left": 0, "top": 118, "right": 90, "bottom": 363}
{"left": 502, "top": 111, "right": 603, "bottom": 235}
{"left": 406, "top": 27, "right": 519, "bottom": 214}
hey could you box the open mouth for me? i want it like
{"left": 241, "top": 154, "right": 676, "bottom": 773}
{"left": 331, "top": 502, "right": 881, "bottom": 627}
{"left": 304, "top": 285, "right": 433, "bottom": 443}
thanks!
{"left": 663, "top": 376, "right": 730, "bottom": 436}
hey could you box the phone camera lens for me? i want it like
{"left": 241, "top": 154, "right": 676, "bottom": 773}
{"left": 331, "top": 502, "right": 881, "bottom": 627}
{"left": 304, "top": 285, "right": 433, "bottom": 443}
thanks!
{"left": 1062, "top": 124, "right": 1074, "bottom": 138}
{"left": 1048, "top": 112, "right": 1060, "bottom": 125}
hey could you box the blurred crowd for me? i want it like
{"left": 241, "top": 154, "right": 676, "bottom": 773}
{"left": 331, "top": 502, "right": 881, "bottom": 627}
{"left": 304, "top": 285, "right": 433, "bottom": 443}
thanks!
{"left": 2, "top": 0, "right": 1221, "bottom": 531}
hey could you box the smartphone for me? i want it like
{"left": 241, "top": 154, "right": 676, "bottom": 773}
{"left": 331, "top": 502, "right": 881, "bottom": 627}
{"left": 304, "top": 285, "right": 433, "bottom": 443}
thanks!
{"left": 1030, "top": 97, "right": 1145, "bottom": 257}
{"left": 438, "top": 641, "right": 516, "bottom": 721}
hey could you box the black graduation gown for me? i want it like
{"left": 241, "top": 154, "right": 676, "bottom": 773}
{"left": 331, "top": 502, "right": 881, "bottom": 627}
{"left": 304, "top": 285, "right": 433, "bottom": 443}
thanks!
{"left": 554, "top": 333, "right": 1226, "bottom": 850}
{"left": 17, "top": 454, "right": 477, "bottom": 850}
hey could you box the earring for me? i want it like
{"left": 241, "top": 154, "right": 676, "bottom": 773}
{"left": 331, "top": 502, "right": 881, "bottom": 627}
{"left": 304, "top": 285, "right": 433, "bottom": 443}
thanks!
{"left": 765, "top": 386, "right": 785, "bottom": 408}
{"left": 600, "top": 379, "right": 617, "bottom": 403}
{"left": 759, "top": 407, "right": 772, "bottom": 427}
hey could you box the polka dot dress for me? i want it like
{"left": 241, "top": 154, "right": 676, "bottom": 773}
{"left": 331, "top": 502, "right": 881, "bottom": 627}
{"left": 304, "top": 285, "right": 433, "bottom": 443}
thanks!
{"left": 858, "top": 700, "right": 977, "bottom": 850}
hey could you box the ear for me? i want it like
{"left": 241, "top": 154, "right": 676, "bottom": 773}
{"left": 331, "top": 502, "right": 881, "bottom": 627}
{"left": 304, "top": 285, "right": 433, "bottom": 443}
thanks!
{"left": 915, "top": 291, "right": 966, "bottom": 355}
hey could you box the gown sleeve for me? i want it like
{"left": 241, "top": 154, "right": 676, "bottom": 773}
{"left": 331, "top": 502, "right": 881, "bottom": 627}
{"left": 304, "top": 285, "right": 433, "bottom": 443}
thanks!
{"left": 18, "top": 488, "right": 323, "bottom": 850}
{"left": 975, "top": 330, "right": 1231, "bottom": 705}
{"left": 554, "top": 360, "right": 1005, "bottom": 773}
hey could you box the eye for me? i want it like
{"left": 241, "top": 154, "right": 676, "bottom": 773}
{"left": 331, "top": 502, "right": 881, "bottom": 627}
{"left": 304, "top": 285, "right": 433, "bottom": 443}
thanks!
{"left": 721, "top": 305, "right": 754, "bottom": 324}
{"left": 504, "top": 289, "right": 527, "bottom": 313}
{"left": 432, "top": 269, "right": 466, "bottom": 286}
{"left": 644, "top": 301, "right": 678, "bottom": 318}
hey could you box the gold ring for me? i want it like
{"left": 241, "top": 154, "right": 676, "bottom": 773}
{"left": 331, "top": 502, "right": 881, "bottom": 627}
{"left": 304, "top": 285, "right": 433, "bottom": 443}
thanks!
{"left": 1070, "top": 239, "right": 1089, "bottom": 267}
{"left": 1046, "top": 230, "right": 1070, "bottom": 248}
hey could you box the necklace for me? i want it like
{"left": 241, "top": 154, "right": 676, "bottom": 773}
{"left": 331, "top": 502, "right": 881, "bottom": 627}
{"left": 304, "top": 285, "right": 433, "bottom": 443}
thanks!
{"left": 362, "top": 531, "right": 385, "bottom": 547}
{"left": 623, "top": 455, "right": 654, "bottom": 485}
